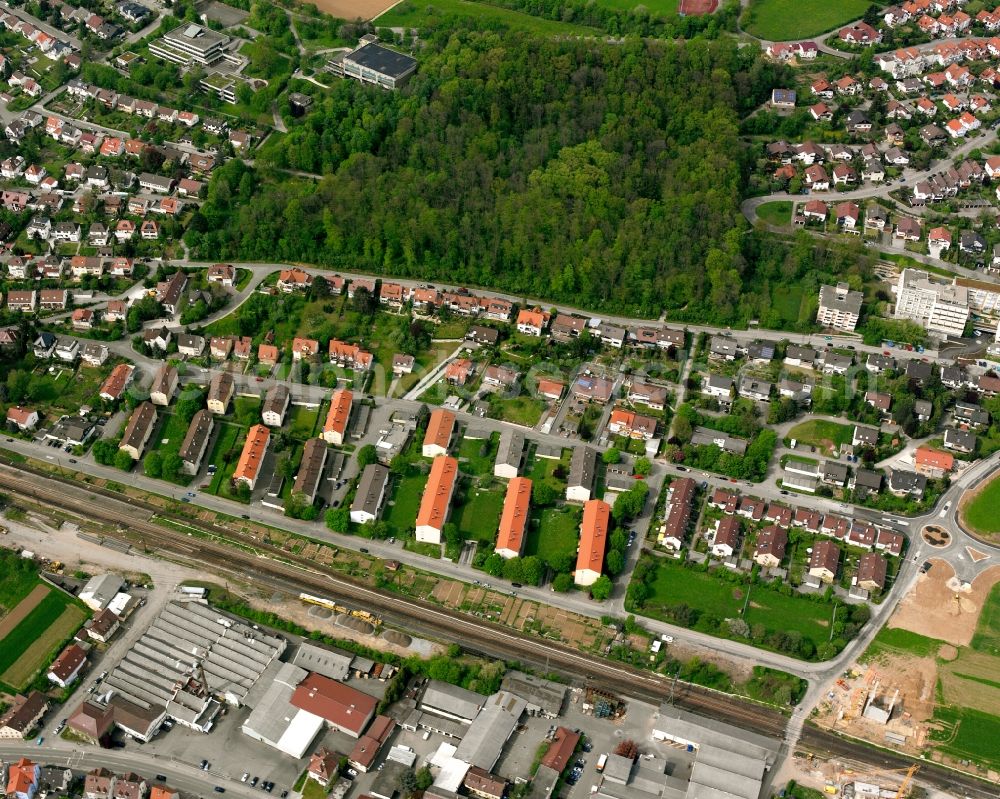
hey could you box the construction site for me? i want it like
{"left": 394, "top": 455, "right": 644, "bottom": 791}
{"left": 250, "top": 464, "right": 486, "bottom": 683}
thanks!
{"left": 812, "top": 658, "right": 935, "bottom": 757}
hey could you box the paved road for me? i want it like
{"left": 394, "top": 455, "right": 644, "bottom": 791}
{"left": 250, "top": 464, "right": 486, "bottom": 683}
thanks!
{"left": 0, "top": 742, "right": 261, "bottom": 799}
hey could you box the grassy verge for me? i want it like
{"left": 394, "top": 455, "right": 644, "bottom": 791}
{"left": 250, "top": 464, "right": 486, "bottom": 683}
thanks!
{"left": 756, "top": 200, "right": 792, "bottom": 227}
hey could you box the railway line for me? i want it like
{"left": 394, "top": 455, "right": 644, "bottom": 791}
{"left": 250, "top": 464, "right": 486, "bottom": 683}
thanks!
{"left": 3, "top": 464, "right": 1000, "bottom": 797}
{"left": 0, "top": 465, "right": 787, "bottom": 736}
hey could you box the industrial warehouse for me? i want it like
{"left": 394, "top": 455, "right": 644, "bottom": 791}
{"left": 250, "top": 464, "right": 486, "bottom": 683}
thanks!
{"left": 96, "top": 600, "right": 286, "bottom": 738}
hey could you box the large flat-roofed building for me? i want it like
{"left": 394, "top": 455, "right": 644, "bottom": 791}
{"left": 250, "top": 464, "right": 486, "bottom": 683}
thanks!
{"left": 80, "top": 573, "right": 124, "bottom": 611}
{"left": 499, "top": 671, "right": 566, "bottom": 718}
{"left": 817, "top": 282, "right": 863, "bottom": 331}
{"left": 241, "top": 662, "right": 323, "bottom": 759}
{"left": 420, "top": 680, "right": 485, "bottom": 724}
{"left": 453, "top": 691, "right": 526, "bottom": 772}
{"left": 291, "top": 642, "right": 354, "bottom": 682}
{"left": 351, "top": 463, "right": 390, "bottom": 524}
{"left": 291, "top": 672, "right": 378, "bottom": 738}
{"left": 415, "top": 455, "right": 458, "bottom": 544}
{"left": 651, "top": 704, "right": 779, "bottom": 799}
{"left": 894, "top": 268, "right": 969, "bottom": 337}
{"left": 103, "top": 601, "right": 286, "bottom": 739}
{"left": 575, "top": 499, "right": 610, "bottom": 587}
{"left": 333, "top": 41, "right": 417, "bottom": 90}
{"left": 150, "top": 23, "right": 230, "bottom": 66}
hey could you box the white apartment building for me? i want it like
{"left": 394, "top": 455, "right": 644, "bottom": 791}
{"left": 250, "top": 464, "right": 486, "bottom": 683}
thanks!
{"left": 816, "top": 282, "right": 863, "bottom": 331}
{"left": 955, "top": 277, "right": 1000, "bottom": 317}
{"left": 894, "top": 268, "right": 969, "bottom": 338}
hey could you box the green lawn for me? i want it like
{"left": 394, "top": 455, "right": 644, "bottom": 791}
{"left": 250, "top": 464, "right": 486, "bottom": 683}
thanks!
{"left": 490, "top": 396, "right": 546, "bottom": 427}
{"left": 455, "top": 487, "right": 505, "bottom": 543}
{"left": 0, "top": 550, "right": 41, "bottom": 611}
{"left": 756, "top": 201, "right": 792, "bottom": 227}
{"left": 772, "top": 285, "right": 807, "bottom": 325}
{"left": 234, "top": 396, "right": 263, "bottom": 427}
{"left": 963, "top": 475, "right": 1000, "bottom": 536}
{"left": 590, "top": 0, "right": 677, "bottom": 13}
{"left": 149, "top": 412, "right": 195, "bottom": 486}
{"left": 643, "top": 558, "right": 835, "bottom": 645}
{"left": 375, "top": 0, "right": 600, "bottom": 35}
{"left": 528, "top": 450, "right": 569, "bottom": 492}
{"left": 743, "top": 0, "right": 876, "bottom": 40}
{"left": 525, "top": 506, "right": 581, "bottom": 568}
{"left": 787, "top": 419, "right": 853, "bottom": 453}
{"left": 458, "top": 434, "right": 498, "bottom": 476}
{"left": 0, "top": 591, "right": 70, "bottom": 673}
{"left": 865, "top": 626, "right": 945, "bottom": 659}
{"left": 287, "top": 405, "right": 320, "bottom": 441}
{"left": 206, "top": 423, "right": 243, "bottom": 494}
{"left": 383, "top": 468, "right": 429, "bottom": 536}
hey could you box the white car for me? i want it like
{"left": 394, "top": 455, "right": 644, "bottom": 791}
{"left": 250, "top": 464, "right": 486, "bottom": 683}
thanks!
{"left": 241, "top": 774, "right": 249, "bottom": 783}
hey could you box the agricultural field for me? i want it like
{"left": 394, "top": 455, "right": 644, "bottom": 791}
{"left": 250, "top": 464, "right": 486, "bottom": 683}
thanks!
{"left": 742, "top": 0, "right": 874, "bottom": 40}
{"left": 786, "top": 419, "right": 854, "bottom": 455}
{"left": 0, "top": 553, "right": 89, "bottom": 691}
{"left": 961, "top": 474, "right": 1000, "bottom": 539}
{"left": 375, "top": 0, "right": 600, "bottom": 35}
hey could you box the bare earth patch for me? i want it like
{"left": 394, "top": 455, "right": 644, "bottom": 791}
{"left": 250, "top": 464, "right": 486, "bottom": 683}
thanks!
{"left": 301, "top": 0, "right": 401, "bottom": 21}
{"left": 887, "top": 561, "right": 1000, "bottom": 647}
{"left": 0, "top": 584, "right": 49, "bottom": 638}
{"left": 967, "top": 546, "right": 991, "bottom": 563}
{"left": 938, "top": 644, "right": 958, "bottom": 661}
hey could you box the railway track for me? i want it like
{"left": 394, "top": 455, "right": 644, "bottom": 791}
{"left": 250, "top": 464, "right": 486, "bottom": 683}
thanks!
{"left": 4, "top": 465, "right": 1000, "bottom": 796}
{"left": 0, "top": 467, "right": 788, "bottom": 736}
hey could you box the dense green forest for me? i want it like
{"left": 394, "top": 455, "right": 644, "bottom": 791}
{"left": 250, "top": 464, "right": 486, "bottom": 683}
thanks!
{"left": 187, "top": 28, "right": 788, "bottom": 317}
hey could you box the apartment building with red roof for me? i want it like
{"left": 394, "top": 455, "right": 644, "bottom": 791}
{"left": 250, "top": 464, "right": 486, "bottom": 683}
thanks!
{"left": 322, "top": 389, "right": 353, "bottom": 445}
{"left": 574, "top": 499, "right": 610, "bottom": 587}
{"left": 415, "top": 456, "right": 458, "bottom": 544}
{"left": 495, "top": 477, "right": 532, "bottom": 559}
{"left": 233, "top": 424, "right": 270, "bottom": 490}
{"left": 422, "top": 409, "right": 456, "bottom": 457}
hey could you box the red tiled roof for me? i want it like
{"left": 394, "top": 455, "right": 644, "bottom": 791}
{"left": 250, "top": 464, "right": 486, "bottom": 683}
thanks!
{"left": 290, "top": 673, "right": 377, "bottom": 736}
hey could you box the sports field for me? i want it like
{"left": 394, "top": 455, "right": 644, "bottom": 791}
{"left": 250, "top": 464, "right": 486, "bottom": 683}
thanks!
{"left": 742, "top": 0, "right": 874, "bottom": 40}
{"left": 961, "top": 473, "right": 1000, "bottom": 538}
